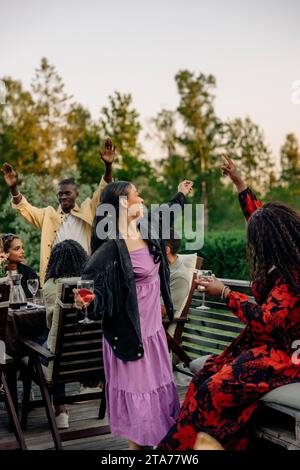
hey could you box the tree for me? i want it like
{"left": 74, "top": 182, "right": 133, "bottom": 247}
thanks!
{"left": 0, "top": 77, "right": 39, "bottom": 232}
{"left": 280, "top": 133, "right": 300, "bottom": 184}
{"left": 151, "top": 109, "right": 188, "bottom": 199}
{"left": 66, "top": 103, "right": 103, "bottom": 185}
{"left": 100, "top": 91, "right": 142, "bottom": 160}
{"left": 222, "top": 117, "right": 274, "bottom": 194}
{"left": 99, "top": 91, "right": 159, "bottom": 203}
{"left": 0, "top": 77, "right": 38, "bottom": 173}
{"left": 175, "top": 70, "right": 222, "bottom": 184}
{"left": 31, "top": 57, "right": 75, "bottom": 173}
{"left": 174, "top": 70, "right": 224, "bottom": 230}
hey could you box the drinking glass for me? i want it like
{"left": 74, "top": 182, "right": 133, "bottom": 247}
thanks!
{"left": 77, "top": 280, "right": 95, "bottom": 324}
{"left": 27, "top": 279, "right": 39, "bottom": 304}
{"left": 195, "top": 270, "right": 213, "bottom": 310}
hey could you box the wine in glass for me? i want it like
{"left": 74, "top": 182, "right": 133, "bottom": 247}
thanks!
{"left": 77, "top": 280, "right": 95, "bottom": 324}
{"left": 27, "top": 278, "right": 39, "bottom": 305}
{"left": 195, "top": 270, "right": 213, "bottom": 310}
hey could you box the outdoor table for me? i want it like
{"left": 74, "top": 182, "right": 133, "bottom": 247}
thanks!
{"left": 5, "top": 304, "right": 46, "bottom": 358}
{"left": 4, "top": 303, "right": 46, "bottom": 415}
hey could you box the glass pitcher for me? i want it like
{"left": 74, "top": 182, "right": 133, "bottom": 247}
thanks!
{"left": 8, "top": 272, "right": 27, "bottom": 309}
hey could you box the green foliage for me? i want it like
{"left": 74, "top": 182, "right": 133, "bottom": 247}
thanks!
{"left": 99, "top": 91, "right": 142, "bottom": 158}
{"left": 266, "top": 182, "right": 300, "bottom": 210}
{"left": 67, "top": 103, "right": 102, "bottom": 185}
{"left": 280, "top": 133, "right": 300, "bottom": 184}
{"left": 175, "top": 70, "right": 222, "bottom": 204}
{"left": 189, "top": 230, "right": 249, "bottom": 280}
{"left": 222, "top": 117, "right": 274, "bottom": 193}
{"left": 98, "top": 91, "right": 162, "bottom": 204}
{"left": 207, "top": 181, "right": 249, "bottom": 231}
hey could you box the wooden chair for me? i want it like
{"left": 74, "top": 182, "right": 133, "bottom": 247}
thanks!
{"left": 164, "top": 255, "right": 202, "bottom": 367}
{"left": 0, "top": 282, "right": 27, "bottom": 450}
{"left": 20, "top": 278, "right": 108, "bottom": 450}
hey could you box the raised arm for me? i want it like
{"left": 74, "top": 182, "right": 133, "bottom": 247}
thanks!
{"left": 101, "top": 138, "right": 115, "bottom": 184}
{"left": 145, "top": 180, "right": 193, "bottom": 241}
{"left": 221, "top": 154, "right": 262, "bottom": 221}
{"left": 1, "top": 163, "right": 45, "bottom": 230}
{"left": 196, "top": 275, "right": 299, "bottom": 336}
{"left": 2, "top": 163, "right": 22, "bottom": 204}
{"left": 81, "top": 138, "right": 115, "bottom": 218}
{"left": 225, "top": 280, "right": 299, "bottom": 335}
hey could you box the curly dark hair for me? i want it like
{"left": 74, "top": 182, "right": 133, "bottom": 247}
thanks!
{"left": 247, "top": 202, "right": 300, "bottom": 292}
{"left": 45, "top": 240, "right": 88, "bottom": 282}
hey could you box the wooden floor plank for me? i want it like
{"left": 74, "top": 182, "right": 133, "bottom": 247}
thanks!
{"left": 0, "top": 372, "right": 190, "bottom": 450}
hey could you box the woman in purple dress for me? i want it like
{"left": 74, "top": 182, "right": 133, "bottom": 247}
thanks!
{"left": 77, "top": 179, "right": 193, "bottom": 449}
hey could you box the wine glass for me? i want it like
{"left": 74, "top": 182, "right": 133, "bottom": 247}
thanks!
{"left": 27, "top": 278, "right": 39, "bottom": 305}
{"left": 77, "top": 280, "right": 95, "bottom": 324}
{"left": 195, "top": 270, "right": 213, "bottom": 310}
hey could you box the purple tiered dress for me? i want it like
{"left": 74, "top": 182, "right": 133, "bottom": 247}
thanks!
{"left": 103, "top": 246, "right": 180, "bottom": 446}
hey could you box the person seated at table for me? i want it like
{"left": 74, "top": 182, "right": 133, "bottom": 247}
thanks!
{"left": 161, "top": 229, "right": 191, "bottom": 337}
{"left": 0, "top": 233, "right": 38, "bottom": 298}
{"left": 43, "top": 239, "right": 88, "bottom": 330}
{"left": 158, "top": 158, "right": 300, "bottom": 450}
{"left": 42, "top": 239, "right": 89, "bottom": 429}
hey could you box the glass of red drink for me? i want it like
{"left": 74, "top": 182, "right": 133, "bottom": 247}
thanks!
{"left": 77, "top": 280, "right": 95, "bottom": 324}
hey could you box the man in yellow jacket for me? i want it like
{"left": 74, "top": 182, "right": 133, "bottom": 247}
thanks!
{"left": 1, "top": 139, "right": 115, "bottom": 285}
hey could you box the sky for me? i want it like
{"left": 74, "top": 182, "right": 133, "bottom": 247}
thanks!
{"left": 1, "top": 0, "right": 300, "bottom": 164}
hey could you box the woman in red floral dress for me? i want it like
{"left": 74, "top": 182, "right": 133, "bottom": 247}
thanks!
{"left": 159, "top": 156, "right": 300, "bottom": 450}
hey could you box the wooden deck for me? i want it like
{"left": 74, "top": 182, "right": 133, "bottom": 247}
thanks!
{"left": 0, "top": 372, "right": 191, "bottom": 450}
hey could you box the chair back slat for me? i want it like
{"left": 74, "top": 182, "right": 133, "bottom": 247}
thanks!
{"left": 51, "top": 282, "right": 104, "bottom": 385}
{"left": 181, "top": 278, "right": 252, "bottom": 360}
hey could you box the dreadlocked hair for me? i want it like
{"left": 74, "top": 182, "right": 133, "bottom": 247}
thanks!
{"left": 247, "top": 202, "right": 300, "bottom": 293}
{"left": 45, "top": 240, "right": 88, "bottom": 282}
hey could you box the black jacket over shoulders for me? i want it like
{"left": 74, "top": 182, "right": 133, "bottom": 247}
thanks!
{"left": 82, "top": 191, "right": 186, "bottom": 361}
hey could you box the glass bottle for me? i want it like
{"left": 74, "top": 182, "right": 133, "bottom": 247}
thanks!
{"left": 9, "top": 272, "right": 27, "bottom": 310}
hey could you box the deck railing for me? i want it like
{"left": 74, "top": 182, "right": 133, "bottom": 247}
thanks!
{"left": 182, "top": 279, "right": 251, "bottom": 359}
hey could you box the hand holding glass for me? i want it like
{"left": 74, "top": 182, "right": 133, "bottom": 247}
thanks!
{"left": 195, "top": 270, "right": 214, "bottom": 310}
{"left": 27, "top": 278, "right": 39, "bottom": 304}
{"left": 76, "top": 280, "right": 95, "bottom": 324}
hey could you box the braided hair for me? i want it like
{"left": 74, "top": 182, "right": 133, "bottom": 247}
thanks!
{"left": 247, "top": 202, "right": 300, "bottom": 293}
{"left": 45, "top": 240, "right": 88, "bottom": 282}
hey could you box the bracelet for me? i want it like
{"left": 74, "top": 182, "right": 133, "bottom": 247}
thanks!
{"left": 221, "top": 286, "right": 231, "bottom": 300}
{"left": 12, "top": 192, "right": 21, "bottom": 199}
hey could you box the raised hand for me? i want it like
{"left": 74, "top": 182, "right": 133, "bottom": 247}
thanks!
{"left": 178, "top": 180, "right": 193, "bottom": 196}
{"left": 221, "top": 154, "right": 246, "bottom": 193}
{"left": 100, "top": 138, "right": 116, "bottom": 165}
{"left": 1, "top": 163, "right": 18, "bottom": 188}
